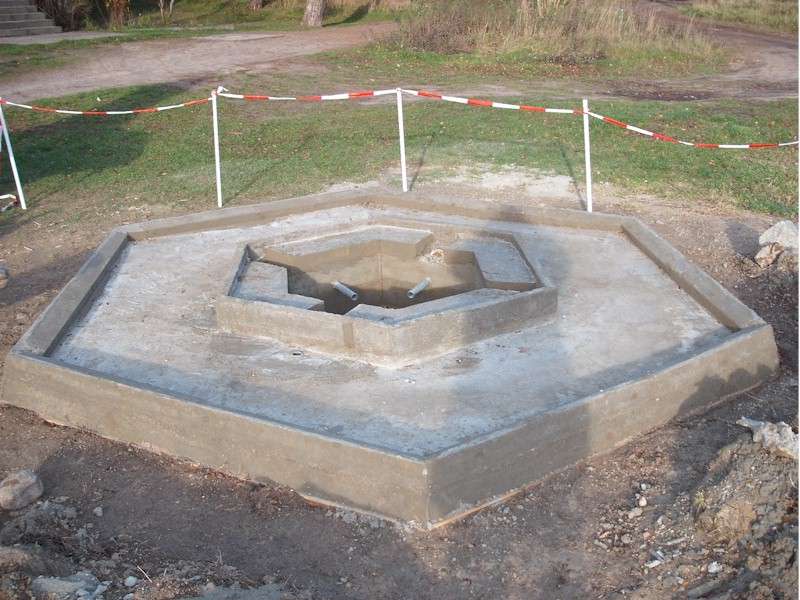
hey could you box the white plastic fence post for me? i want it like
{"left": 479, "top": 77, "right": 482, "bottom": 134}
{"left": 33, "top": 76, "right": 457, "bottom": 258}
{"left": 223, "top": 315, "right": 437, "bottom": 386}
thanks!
{"left": 395, "top": 88, "right": 409, "bottom": 192}
{"left": 211, "top": 88, "right": 223, "bottom": 208}
{"left": 0, "top": 103, "right": 27, "bottom": 210}
{"left": 582, "top": 98, "right": 593, "bottom": 213}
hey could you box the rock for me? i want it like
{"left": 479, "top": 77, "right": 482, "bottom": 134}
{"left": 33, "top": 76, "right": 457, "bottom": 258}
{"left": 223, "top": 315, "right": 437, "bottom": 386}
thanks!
{"left": 755, "top": 242, "right": 784, "bottom": 268}
{"left": 124, "top": 575, "right": 138, "bottom": 587}
{"left": 637, "top": 496, "right": 647, "bottom": 507}
{"left": 620, "top": 533, "right": 634, "bottom": 545}
{"left": 707, "top": 561, "right": 722, "bottom": 574}
{"left": 30, "top": 572, "right": 102, "bottom": 600}
{"left": 0, "top": 469, "right": 44, "bottom": 510}
{"left": 759, "top": 220, "right": 798, "bottom": 254}
{"left": 0, "top": 266, "right": 8, "bottom": 289}
{"left": 92, "top": 507, "right": 103, "bottom": 518}
{"left": 737, "top": 417, "right": 798, "bottom": 460}
{"left": 627, "top": 507, "right": 643, "bottom": 519}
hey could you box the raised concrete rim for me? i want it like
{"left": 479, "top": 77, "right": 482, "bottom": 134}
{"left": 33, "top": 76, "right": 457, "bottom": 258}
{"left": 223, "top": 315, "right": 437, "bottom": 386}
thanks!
{"left": 1, "top": 187, "right": 777, "bottom": 526}
{"left": 16, "top": 188, "right": 764, "bottom": 358}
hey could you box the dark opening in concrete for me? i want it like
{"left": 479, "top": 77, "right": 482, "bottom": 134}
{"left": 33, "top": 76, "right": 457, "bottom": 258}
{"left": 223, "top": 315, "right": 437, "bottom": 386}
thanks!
{"left": 272, "top": 249, "right": 485, "bottom": 314}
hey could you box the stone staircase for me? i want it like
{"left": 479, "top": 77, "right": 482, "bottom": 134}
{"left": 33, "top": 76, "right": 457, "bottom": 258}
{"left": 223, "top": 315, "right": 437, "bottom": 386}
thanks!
{"left": 0, "top": 0, "right": 61, "bottom": 37}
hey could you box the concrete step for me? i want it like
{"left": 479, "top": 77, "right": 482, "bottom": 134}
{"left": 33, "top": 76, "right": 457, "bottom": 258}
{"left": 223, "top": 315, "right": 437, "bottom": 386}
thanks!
{"left": 0, "top": 9, "right": 42, "bottom": 18}
{"left": 0, "top": 0, "right": 34, "bottom": 6}
{"left": 0, "top": 5, "right": 39, "bottom": 14}
{"left": 0, "top": 11, "right": 47, "bottom": 21}
{"left": 0, "top": 23, "right": 61, "bottom": 35}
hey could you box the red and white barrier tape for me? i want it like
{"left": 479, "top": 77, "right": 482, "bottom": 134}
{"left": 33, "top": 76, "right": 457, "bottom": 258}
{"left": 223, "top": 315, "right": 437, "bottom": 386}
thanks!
{"left": 582, "top": 110, "right": 798, "bottom": 149}
{"left": 401, "top": 88, "right": 575, "bottom": 114}
{"left": 216, "top": 88, "right": 397, "bottom": 102}
{"left": 402, "top": 89, "right": 799, "bottom": 149}
{"left": 0, "top": 86, "right": 796, "bottom": 149}
{"left": 0, "top": 96, "right": 210, "bottom": 115}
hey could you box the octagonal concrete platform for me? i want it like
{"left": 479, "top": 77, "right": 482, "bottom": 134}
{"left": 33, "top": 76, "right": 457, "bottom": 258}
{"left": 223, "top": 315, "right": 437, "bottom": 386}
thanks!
{"left": 0, "top": 189, "right": 778, "bottom": 527}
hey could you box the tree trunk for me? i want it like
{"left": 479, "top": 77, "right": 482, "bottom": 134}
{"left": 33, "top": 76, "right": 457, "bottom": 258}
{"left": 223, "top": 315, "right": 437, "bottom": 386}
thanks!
{"left": 302, "top": 0, "right": 324, "bottom": 27}
{"left": 249, "top": 0, "right": 262, "bottom": 11}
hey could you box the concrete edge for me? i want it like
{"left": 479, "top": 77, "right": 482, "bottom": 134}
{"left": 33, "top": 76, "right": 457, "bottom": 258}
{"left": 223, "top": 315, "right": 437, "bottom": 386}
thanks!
{"left": 1, "top": 349, "right": 431, "bottom": 522}
{"left": 621, "top": 218, "right": 763, "bottom": 331}
{"left": 117, "top": 189, "right": 629, "bottom": 242}
{"left": 15, "top": 229, "right": 129, "bottom": 356}
{"left": 423, "top": 323, "right": 779, "bottom": 524}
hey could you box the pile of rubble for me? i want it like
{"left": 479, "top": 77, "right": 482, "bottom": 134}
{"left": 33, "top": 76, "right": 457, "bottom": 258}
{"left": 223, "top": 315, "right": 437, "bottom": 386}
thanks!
{"left": 604, "top": 419, "right": 797, "bottom": 599}
{"left": 754, "top": 221, "right": 798, "bottom": 269}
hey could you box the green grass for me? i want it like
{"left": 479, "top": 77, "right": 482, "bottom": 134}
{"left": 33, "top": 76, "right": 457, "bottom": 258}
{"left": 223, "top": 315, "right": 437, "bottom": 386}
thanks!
{"left": 0, "top": 84, "right": 796, "bottom": 232}
{"left": 323, "top": 40, "right": 727, "bottom": 84}
{"left": 683, "top": 0, "right": 798, "bottom": 34}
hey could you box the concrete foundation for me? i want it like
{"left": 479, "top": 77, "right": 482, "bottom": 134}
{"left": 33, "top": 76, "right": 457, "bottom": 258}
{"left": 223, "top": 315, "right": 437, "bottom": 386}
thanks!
{"left": 0, "top": 189, "right": 779, "bottom": 527}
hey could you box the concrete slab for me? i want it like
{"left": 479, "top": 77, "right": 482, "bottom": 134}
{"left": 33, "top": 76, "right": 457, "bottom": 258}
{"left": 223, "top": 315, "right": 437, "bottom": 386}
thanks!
{"left": 0, "top": 189, "right": 778, "bottom": 527}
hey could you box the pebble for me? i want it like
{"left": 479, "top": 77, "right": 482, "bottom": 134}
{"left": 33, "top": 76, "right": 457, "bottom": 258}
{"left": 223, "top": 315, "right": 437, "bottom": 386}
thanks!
{"left": 93, "top": 506, "right": 104, "bottom": 517}
{"left": 637, "top": 496, "right": 648, "bottom": 507}
{"left": 124, "top": 575, "right": 138, "bottom": 587}
{"left": 123, "top": 595, "right": 134, "bottom": 600}
{"left": 0, "top": 469, "right": 44, "bottom": 510}
{"left": 707, "top": 561, "right": 722, "bottom": 574}
{"left": 0, "top": 266, "right": 8, "bottom": 289}
{"left": 620, "top": 534, "right": 634, "bottom": 546}
{"left": 627, "top": 507, "right": 643, "bottom": 519}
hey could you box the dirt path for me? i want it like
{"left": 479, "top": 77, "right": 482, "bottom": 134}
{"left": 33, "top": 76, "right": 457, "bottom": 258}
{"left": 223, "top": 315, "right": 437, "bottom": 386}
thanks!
{"left": 2, "top": 22, "right": 395, "bottom": 103}
{"left": 614, "top": 0, "right": 798, "bottom": 101}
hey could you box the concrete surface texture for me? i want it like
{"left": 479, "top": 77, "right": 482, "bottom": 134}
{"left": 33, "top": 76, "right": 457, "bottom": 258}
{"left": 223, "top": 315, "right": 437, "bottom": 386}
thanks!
{"left": 0, "top": 191, "right": 779, "bottom": 525}
{"left": 54, "top": 206, "right": 728, "bottom": 455}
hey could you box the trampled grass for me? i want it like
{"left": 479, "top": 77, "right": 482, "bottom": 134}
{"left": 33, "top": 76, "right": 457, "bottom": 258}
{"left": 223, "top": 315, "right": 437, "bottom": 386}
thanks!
{"left": 683, "top": 0, "right": 798, "bottom": 33}
{"left": 0, "top": 84, "right": 796, "bottom": 231}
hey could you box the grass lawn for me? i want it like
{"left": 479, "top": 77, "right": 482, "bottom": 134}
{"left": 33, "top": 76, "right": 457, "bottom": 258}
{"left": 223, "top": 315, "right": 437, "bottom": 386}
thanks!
{"left": 323, "top": 42, "right": 727, "bottom": 84}
{"left": 0, "top": 84, "right": 796, "bottom": 233}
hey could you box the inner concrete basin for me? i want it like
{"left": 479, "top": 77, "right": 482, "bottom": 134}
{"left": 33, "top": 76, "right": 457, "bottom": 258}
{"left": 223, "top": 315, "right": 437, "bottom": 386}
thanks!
{"left": 0, "top": 189, "right": 779, "bottom": 527}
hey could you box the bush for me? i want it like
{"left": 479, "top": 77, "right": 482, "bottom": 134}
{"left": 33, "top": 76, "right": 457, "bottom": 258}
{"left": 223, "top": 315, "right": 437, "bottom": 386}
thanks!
{"left": 397, "top": 0, "right": 715, "bottom": 62}
{"left": 36, "top": 0, "right": 90, "bottom": 30}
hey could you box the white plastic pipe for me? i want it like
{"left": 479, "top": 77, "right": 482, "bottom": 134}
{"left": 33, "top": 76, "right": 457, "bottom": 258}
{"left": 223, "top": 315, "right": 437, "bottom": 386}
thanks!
{"left": 211, "top": 89, "right": 223, "bottom": 208}
{"left": 0, "top": 104, "right": 27, "bottom": 210}
{"left": 395, "top": 88, "right": 409, "bottom": 192}
{"left": 406, "top": 277, "right": 430, "bottom": 299}
{"left": 582, "top": 98, "right": 593, "bottom": 213}
{"left": 332, "top": 280, "right": 358, "bottom": 302}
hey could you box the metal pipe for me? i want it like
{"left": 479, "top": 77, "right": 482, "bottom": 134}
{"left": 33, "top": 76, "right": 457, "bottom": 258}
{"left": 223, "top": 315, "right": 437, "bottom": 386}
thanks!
{"left": 395, "top": 88, "right": 409, "bottom": 192}
{"left": 211, "top": 88, "right": 223, "bottom": 208}
{"left": 332, "top": 281, "right": 358, "bottom": 302}
{"left": 582, "top": 98, "right": 593, "bottom": 213}
{"left": 406, "top": 277, "right": 431, "bottom": 300}
{"left": 0, "top": 103, "right": 27, "bottom": 210}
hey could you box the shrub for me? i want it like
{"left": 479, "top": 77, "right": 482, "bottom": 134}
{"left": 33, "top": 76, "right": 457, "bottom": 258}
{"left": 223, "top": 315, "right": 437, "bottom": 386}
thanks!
{"left": 36, "top": 0, "right": 90, "bottom": 30}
